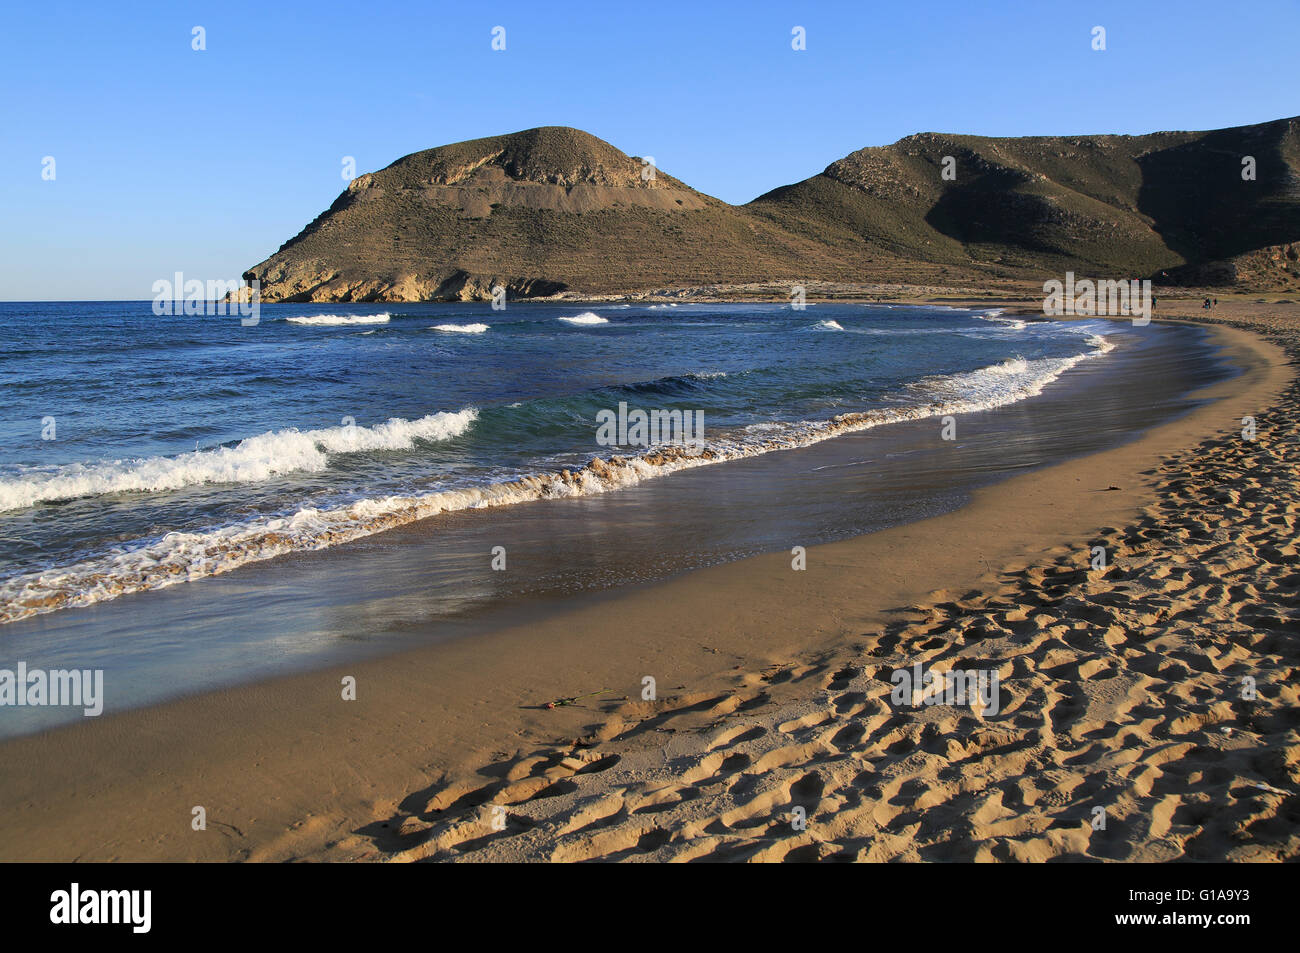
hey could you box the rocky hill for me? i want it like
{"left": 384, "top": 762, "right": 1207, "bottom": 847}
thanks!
{"left": 749, "top": 116, "right": 1300, "bottom": 288}
{"left": 243, "top": 119, "right": 1300, "bottom": 301}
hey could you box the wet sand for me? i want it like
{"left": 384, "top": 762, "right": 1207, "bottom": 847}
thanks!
{"left": 0, "top": 303, "right": 1292, "bottom": 862}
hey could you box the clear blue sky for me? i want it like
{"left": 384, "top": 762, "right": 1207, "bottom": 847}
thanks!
{"left": 1, "top": 0, "right": 1296, "bottom": 300}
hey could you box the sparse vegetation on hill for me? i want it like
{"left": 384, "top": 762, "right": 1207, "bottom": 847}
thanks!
{"left": 244, "top": 119, "right": 1300, "bottom": 301}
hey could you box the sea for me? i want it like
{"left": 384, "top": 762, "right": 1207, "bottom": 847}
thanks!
{"left": 0, "top": 300, "right": 1232, "bottom": 734}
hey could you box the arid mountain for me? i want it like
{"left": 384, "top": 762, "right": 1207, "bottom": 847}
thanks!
{"left": 242, "top": 127, "right": 897, "bottom": 301}
{"left": 749, "top": 116, "right": 1300, "bottom": 288}
{"left": 244, "top": 119, "right": 1300, "bottom": 301}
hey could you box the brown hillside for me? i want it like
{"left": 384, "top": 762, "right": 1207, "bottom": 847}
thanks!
{"left": 243, "top": 119, "right": 1300, "bottom": 301}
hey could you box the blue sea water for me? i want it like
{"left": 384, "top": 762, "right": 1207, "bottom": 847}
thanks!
{"left": 0, "top": 300, "right": 1158, "bottom": 626}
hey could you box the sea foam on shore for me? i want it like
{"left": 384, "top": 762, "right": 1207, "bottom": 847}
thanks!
{"left": 0, "top": 337, "right": 1112, "bottom": 625}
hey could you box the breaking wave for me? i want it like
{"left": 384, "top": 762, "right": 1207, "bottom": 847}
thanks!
{"left": 558, "top": 312, "right": 609, "bottom": 325}
{"left": 431, "top": 323, "right": 489, "bottom": 334}
{"left": 286, "top": 313, "right": 391, "bottom": 326}
{"left": 0, "top": 410, "right": 478, "bottom": 512}
{"left": 976, "top": 309, "right": 1028, "bottom": 332}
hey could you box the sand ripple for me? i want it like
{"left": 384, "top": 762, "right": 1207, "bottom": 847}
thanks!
{"left": 351, "top": 305, "right": 1300, "bottom": 863}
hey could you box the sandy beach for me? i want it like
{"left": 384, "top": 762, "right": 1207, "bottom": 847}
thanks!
{"left": 0, "top": 300, "right": 1294, "bottom": 863}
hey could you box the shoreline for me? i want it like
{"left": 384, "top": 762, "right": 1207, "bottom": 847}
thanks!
{"left": 0, "top": 304, "right": 1179, "bottom": 729}
{"left": 0, "top": 300, "right": 1107, "bottom": 636}
{"left": 0, "top": 307, "right": 1292, "bottom": 862}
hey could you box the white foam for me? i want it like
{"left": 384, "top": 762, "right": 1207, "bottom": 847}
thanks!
{"left": 431, "top": 323, "right": 489, "bottom": 334}
{"left": 815, "top": 319, "right": 845, "bottom": 331}
{"left": 984, "top": 356, "right": 1030, "bottom": 376}
{"left": 558, "top": 312, "right": 609, "bottom": 325}
{"left": 286, "top": 313, "right": 391, "bottom": 326}
{"left": 911, "top": 337, "right": 1109, "bottom": 408}
{"left": 0, "top": 410, "right": 477, "bottom": 512}
{"left": 977, "top": 310, "right": 1027, "bottom": 331}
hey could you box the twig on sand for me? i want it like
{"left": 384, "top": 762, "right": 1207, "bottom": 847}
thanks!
{"left": 545, "top": 688, "right": 615, "bottom": 710}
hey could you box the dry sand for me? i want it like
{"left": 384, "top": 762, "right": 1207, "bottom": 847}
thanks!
{"left": 0, "top": 300, "right": 1295, "bottom": 863}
